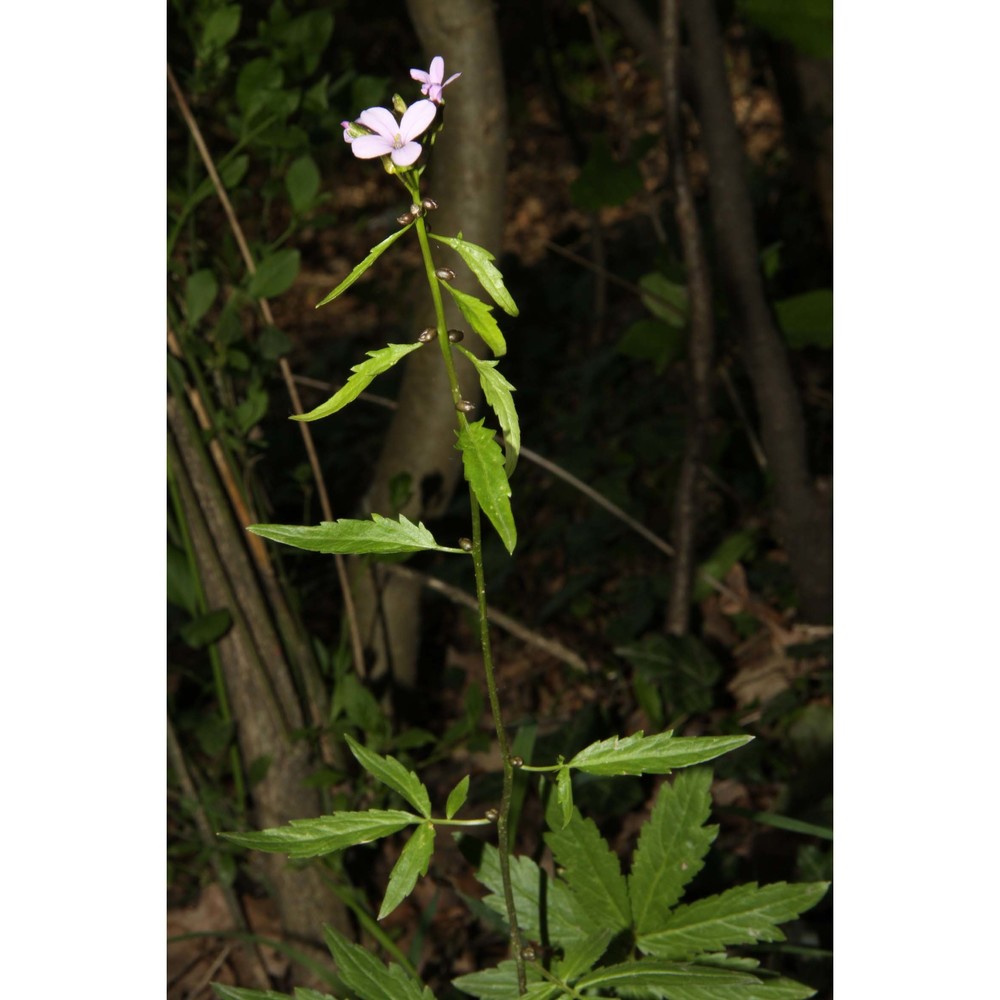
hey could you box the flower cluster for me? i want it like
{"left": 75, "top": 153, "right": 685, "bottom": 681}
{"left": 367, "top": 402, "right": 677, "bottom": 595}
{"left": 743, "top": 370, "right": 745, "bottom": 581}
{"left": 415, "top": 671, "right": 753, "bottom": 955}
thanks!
{"left": 342, "top": 57, "right": 460, "bottom": 168}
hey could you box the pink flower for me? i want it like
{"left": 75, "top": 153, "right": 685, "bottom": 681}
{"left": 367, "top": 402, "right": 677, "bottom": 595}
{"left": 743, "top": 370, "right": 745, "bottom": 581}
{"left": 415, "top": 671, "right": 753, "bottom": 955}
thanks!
{"left": 410, "top": 56, "right": 461, "bottom": 104}
{"left": 347, "top": 101, "right": 438, "bottom": 167}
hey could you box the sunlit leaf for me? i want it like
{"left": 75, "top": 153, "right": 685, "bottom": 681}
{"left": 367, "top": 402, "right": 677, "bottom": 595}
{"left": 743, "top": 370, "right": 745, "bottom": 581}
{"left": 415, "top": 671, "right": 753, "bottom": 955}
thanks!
{"left": 345, "top": 733, "right": 432, "bottom": 817}
{"left": 291, "top": 343, "right": 423, "bottom": 422}
{"left": 441, "top": 283, "right": 506, "bottom": 356}
{"left": 378, "top": 823, "right": 435, "bottom": 920}
{"left": 456, "top": 420, "right": 516, "bottom": 553}
{"left": 316, "top": 225, "right": 413, "bottom": 307}
{"left": 454, "top": 345, "right": 520, "bottom": 475}
{"left": 219, "top": 809, "right": 418, "bottom": 858}
{"left": 568, "top": 731, "right": 753, "bottom": 777}
{"left": 428, "top": 232, "right": 519, "bottom": 316}
{"left": 323, "top": 926, "right": 427, "bottom": 1000}
{"left": 574, "top": 959, "right": 759, "bottom": 991}
{"left": 445, "top": 775, "right": 470, "bottom": 819}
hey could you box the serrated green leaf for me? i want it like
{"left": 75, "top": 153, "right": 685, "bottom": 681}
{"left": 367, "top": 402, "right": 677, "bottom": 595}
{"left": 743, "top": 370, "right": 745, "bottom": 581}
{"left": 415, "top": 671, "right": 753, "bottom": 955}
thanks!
{"left": 441, "top": 282, "right": 507, "bottom": 356}
{"left": 211, "top": 986, "right": 294, "bottom": 1000}
{"left": 248, "top": 249, "right": 300, "bottom": 299}
{"left": 219, "top": 809, "right": 418, "bottom": 859}
{"left": 637, "top": 881, "right": 830, "bottom": 961}
{"left": 451, "top": 960, "right": 551, "bottom": 999}
{"left": 248, "top": 513, "right": 465, "bottom": 556}
{"left": 185, "top": 269, "right": 218, "bottom": 326}
{"left": 292, "top": 990, "right": 338, "bottom": 1000}
{"left": 445, "top": 775, "right": 470, "bottom": 819}
{"left": 574, "top": 959, "right": 759, "bottom": 991}
{"left": 323, "top": 926, "right": 426, "bottom": 1000}
{"left": 456, "top": 420, "right": 516, "bottom": 553}
{"left": 286, "top": 154, "right": 321, "bottom": 213}
{"left": 657, "top": 974, "right": 819, "bottom": 1000}
{"left": 568, "top": 731, "right": 753, "bottom": 777}
{"left": 345, "top": 733, "right": 432, "bottom": 817}
{"left": 477, "top": 844, "right": 611, "bottom": 973}
{"left": 454, "top": 345, "right": 520, "bottom": 475}
{"left": 555, "top": 766, "right": 573, "bottom": 829}
{"left": 316, "top": 225, "right": 413, "bottom": 307}
{"left": 630, "top": 770, "right": 719, "bottom": 933}
{"left": 544, "top": 809, "right": 631, "bottom": 934}
{"left": 292, "top": 343, "right": 422, "bottom": 422}
{"left": 378, "top": 823, "right": 435, "bottom": 920}
{"left": 428, "top": 232, "right": 518, "bottom": 316}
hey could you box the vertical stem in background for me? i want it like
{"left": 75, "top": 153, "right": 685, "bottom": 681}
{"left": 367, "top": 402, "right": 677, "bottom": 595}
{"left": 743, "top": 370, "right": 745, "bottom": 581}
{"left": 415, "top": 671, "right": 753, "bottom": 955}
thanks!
{"left": 413, "top": 210, "right": 526, "bottom": 994}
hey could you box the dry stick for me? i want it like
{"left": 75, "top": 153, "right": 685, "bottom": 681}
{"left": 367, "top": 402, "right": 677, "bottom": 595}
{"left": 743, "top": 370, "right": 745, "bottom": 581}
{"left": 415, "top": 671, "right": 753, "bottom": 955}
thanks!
{"left": 167, "top": 716, "right": 272, "bottom": 991}
{"left": 661, "top": 0, "right": 716, "bottom": 635}
{"left": 386, "top": 562, "right": 589, "bottom": 674}
{"left": 166, "top": 64, "right": 367, "bottom": 678}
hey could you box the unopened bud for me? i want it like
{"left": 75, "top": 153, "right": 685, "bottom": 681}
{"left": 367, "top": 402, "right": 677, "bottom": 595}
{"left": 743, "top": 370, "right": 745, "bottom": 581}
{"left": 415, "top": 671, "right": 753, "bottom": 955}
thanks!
{"left": 435, "top": 268, "right": 456, "bottom": 281}
{"left": 417, "top": 328, "right": 436, "bottom": 343}
{"left": 456, "top": 399, "right": 476, "bottom": 413}
{"left": 421, "top": 197, "right": 439, "bottom": 211}
{"left": 447, "top": 329, "right": 464, "bottom": 343}
{"left": 511, "top": 756, "right": 524, "bottom": 767}
{"left": 392, "top": 93, "right": 408, "bottom": 116}
{"left": 397, "top": 211, "right": 414, "bottom": 226}
{"left": 485, "top": 808, "right": 499, "bottom": 822}
{"left": 458, "top": 537, "right": 473, "bottom": 552}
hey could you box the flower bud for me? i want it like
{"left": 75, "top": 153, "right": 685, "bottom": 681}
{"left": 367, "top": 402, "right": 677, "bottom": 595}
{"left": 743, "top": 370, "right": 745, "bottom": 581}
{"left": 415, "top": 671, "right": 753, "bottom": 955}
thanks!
{"left": 458, "top": 537, "right": 473, "bottom": 552}
{"left": 417, "top": 328, "right": 436, "bottom": 343}
{"left": 456, "top": 399, "right": 476, "bottom": 413}
{"left": 392, "top": 93, "right": 408, "bottom": 116}
{"left": 447, "top": 329, "right": 464, "bottom": 343}
{"left": 397, "top": 211, "right": 414, "bottom": 226}
{"left": 435, "top": 267, "right": 456, "bottom": 281}
{"left": 421, "top": 197, "right": 439, "bottom": 211}
{"left": 485, "top": 808, "right": 499, "bottom": 822}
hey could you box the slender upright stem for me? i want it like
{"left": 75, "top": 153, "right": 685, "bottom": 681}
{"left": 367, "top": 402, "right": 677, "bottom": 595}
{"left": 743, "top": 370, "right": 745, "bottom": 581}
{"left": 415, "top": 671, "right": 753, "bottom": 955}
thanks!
{"left": 413, "top": 207, "right": 526, "bottom": 993}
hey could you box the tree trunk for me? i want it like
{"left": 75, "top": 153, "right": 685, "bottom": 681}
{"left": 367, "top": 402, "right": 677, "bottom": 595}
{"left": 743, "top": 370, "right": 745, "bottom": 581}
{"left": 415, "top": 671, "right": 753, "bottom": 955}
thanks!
{"left": 351, "top": 0, "right": 510, "bottom": 688}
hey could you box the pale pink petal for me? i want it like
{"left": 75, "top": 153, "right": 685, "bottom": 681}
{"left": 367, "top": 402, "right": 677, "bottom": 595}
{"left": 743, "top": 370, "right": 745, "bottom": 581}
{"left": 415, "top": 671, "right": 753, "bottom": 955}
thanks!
{"left": 410, "top": 68, "right": 431, "bottom": 84}
{"left": 357, "top": 106, "right": 398, "bottom": 139}
{"left": 390, "top": 141, "right": 423, "bottom": 167}
{"left": 429, "top": 56, "right": 445, "bottom": 85}
{"left": 443, "top": 72, "right": 461, "bottom": 87}
{"left": 399, "top": 99, "right": 437, "bottom": 142}
{"left": 351, "top": 134, "right": 393, "bottom": 159}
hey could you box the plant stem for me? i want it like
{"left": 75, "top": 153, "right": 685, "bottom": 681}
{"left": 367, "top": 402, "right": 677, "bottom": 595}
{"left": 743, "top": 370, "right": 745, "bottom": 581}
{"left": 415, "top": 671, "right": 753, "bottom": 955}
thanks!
{"left": 413, "top": 208, "right": 527, "bottom": 993}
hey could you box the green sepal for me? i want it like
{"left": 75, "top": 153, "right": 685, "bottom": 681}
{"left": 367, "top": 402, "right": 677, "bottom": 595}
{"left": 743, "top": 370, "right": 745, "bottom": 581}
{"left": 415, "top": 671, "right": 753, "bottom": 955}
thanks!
{"left": 455, "top": 420, "right": 516, "bottom": 553}
{"left": 454, "top": 344, "right": 520, "bottom": 475}
{"left": 440, "top": 282, "right": 507, "bottom": 356}
{"left": 567, "top": 730, "right": 753, "bottom": 777}
{"left": 248, "top": 513, "right": 467, "bottom": 556}
{"left": 291, "top": 343, "right": 423, "bottom": 422}
{"left": 219, "top": 808, "right": 419, "bottom": 858}
{"left": 378, "top": 822, "right": 435, "bottom": 920}
{"left": 315, "top": 224, "right": 414, "bottom": 308}
{"left": 428, "top": 232, "right": 519, "bottom": 316}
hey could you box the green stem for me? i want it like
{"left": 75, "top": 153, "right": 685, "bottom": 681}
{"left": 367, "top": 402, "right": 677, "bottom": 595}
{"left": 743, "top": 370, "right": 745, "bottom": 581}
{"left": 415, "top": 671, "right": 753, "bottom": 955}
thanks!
{"left": 412, "top": 204, "right": 527, "bottom": 994}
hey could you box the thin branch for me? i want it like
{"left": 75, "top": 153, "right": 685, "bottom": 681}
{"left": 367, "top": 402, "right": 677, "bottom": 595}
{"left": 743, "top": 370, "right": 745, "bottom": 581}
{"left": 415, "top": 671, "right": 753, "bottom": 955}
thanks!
{"left": 386, "top": 562, "right": 590, "bottom": 675}
{"left": 167, "top": 63, "right": 368, "bottom": 676}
